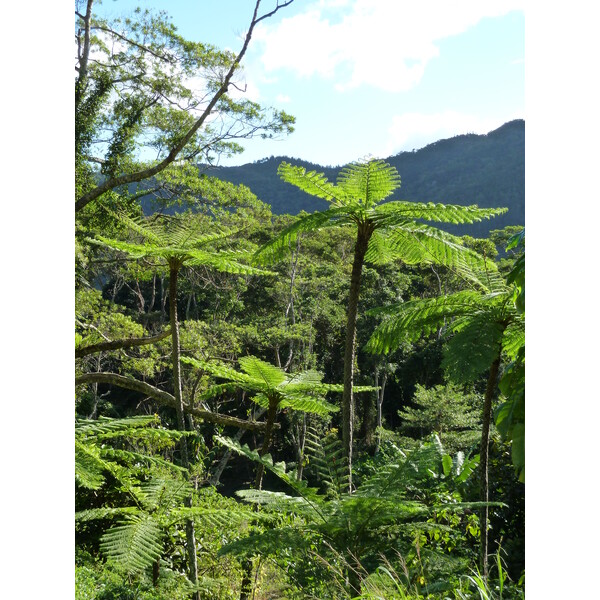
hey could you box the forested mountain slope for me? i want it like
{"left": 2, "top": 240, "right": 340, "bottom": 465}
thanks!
{"left": 208, "top": 119, "right": 524, "bottom": 238}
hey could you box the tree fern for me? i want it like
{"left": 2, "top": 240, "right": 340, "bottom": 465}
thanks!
{"left": 254, "top": 159, "right": 506, "bottom": 486}
{"left": 303, "top": 427, "right": 349, "bottom": 498}
{"left": 100, "top": 514, "right": 164, "bottom": 573}
{"left": 216, "top": 432, "right": 491, "bottom": 596}
{"left": 184, "top": 355, "right": 375, "bottom": 487}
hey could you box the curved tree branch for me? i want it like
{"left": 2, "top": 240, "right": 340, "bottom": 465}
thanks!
{"left": 76, "top": 372, "right": 273, "bottom": 431}
{"left": 75, "top": 329, "right": 172, "bottom": 358}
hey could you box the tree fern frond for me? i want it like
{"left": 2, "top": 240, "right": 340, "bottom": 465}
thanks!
{"left": 443, "top": 316, "right": 505, "bottom": 383}
{"left": 336, "top": 160, "right": 401, "bottom": 209}
{"left": 182, "top": 356, "right": 264, "bottom": 392}
{"left": 104, "top": 208, "right": 167, "bottom": 245}
{"left": 356, "top": 437, "right": 446, "bottom": 499}
{"left": 214, "top": 435, "right": 322, "bottom": 503}
{"left": 138, "top": 478, "right": 192, "bottom": 510}
{"left": 366, "top": 291, "right": 485, "bottom": 354}
{"left": 101, "top": 448, "right": 188, "bottom": 475}
{"left": 75, "top": 439, "right": 111, "bottom": 490}
{"left": 253, "top": 207, "right": 352, "bottom": 265}
{"left": 235, "top": 489, "right": 319, "bottom": 519}
{"left": 239, "top": 355, "right": 287, "bottom": 387}
{"left": 382, "top": 223, "right": 495, "bottom": 276}
{"left": 278, "top": 162, "right": 347, "bottom": 204}
{"left": 278, "top": 393, "right": 339, "bottom": 415}
{"left": 167, "top": 506, "right": 265, "bottom": 528}
{"left": 501, "top": 317, "right": 525, "bottom": 360}
{"left": 75, "top": 507, "right": 140, "bottom": 522}
{"left": 100, "top": 514, "right": 164, "bottom": 573}
{"left": 218, "top": 527, "right": 315, "bottom": 560}
{"left": 304, "top": 428, "right": 349, "bottom": 498}
{"left": 371, "top": 201, "right": 507, "bottom": 226}
{"left": 185, "top": 249, "right": 274, "bottom": 275}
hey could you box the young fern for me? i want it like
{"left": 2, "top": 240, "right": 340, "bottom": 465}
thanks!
{"left": 303, "top": 427, "right": 349, "bottom": 498}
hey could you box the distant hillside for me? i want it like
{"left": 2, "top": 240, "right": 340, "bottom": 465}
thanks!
{"left": 207, "top": 119, "right": 524, "bottom": 238}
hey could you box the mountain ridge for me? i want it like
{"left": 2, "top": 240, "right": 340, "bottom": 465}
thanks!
{"left": 204, "top": 119, "right": 524, "bottom": 238}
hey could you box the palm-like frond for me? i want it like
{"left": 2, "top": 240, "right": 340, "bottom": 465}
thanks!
{"left": 253, "top": 206, "right": 352, "bottom": 265}
{"left": 501, "top": 317, "right": 525, "bottom": 360}
{"left": 336, "top": 160, "right": 401, "bottom": 209}
{"left": 239, "top": 355, "right": 287, "bottom": 387}
{"left": 304, "top": 428, "right": 349, "bottom": 498}
{"left": 366, "top": 291, "right": 486, "bottom": 354}
{"left": 373, "top": 222, "right": 495, "bottom": 279}
{"left": 76, "top": 415, "right": 158, "bottom": 438}
{"left": 90, "top": 211, "right": 270, "bottom": 276}
{"left": 100, "top": 514, "right": 164, "bottom": 573}
{"left": 138, "top": 478, "right": 193, "bottom": 510}
{"left": 185, "top": 356, "right": 345, "bottom": 416}
{"left": 278, "top": 392, "right": 339, "bottom": 415}
{"left": 166, "top": 506, "right": 265, "bottom": 529}
{"left": 75, "top": 439, "right": 111, "bottom": 490}
{"left": 442, "top": 315, "right": 505, "bottom": 383}
{"left": 370, "top": 201, "right": 506, "bottom": 226}
{"left": 278, "top": 162, "right": 347, "bottom": 204}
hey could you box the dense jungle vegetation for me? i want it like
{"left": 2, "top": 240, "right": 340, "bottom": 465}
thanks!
{"left": 75, "top": 1, "right": 524, "bottom": 598}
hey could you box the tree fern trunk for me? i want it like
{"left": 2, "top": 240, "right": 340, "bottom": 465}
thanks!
{"left": 479, "top": 354, "right": 501, "bottom": 578}
{"left": 342, "top": 225, "right": 372, "bottom": 491}
{"left": 255, "top": 398, "right": 278, "bottom": 489}
{"left": 169, "top": 263, "right": 200, "bottom": 598}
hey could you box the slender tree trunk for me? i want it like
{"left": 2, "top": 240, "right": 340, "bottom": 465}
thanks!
{"left": 296, "top": 412, "right": 307, "bottom": 481}
{"left": 75, "top": 0, "right": 94, "bottom": 111}
{"left": 479, "top": 355, "right": 502, "bottom": 578}
{"left": 375, "top": 369, "right": 387, "bottom": 454}
{"left": 169, "top": 262, "right": 200, "bottom": 599}
{"left": 254, "top": 398, "right": 278, "bottom": 489}
{"left": 239, "top": 558, "right": 253, "bottom": 600}
{"left": 342, "top": 224, "right": 373, "bottom": 491}
{"left": 152, "top": 557, "right": 160, "bottom": 587}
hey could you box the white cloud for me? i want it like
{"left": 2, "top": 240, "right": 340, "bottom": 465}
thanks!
{"left": 378, "top": 111, "right": 519, "bottom": 157}
{"left": 254, "top": 0, "right": 524, "bottom": 92}
{"left": 275, "top": 93, "right": 291, "bottom": 103}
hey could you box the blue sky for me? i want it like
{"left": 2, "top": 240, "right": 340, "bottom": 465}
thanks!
{"left": 96, "top": 0, "right": 524, "bottom": 167}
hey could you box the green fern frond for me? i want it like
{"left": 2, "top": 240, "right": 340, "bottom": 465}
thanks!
{"left": 100, "top": 514, "right": 164, "bottom": 573}
{"left": 253, "top": 207, "right": 352, "bottom": 265}
{"left": 138, "top": 478, "right": 193, "bottom": 510}
{"left": 278, "top": 393, "right": 339, "bottom": 415}
{"left": 167, "top": 506, "right": 264, "bottom": 528}
{"left": 380, "top": 222, "right": 495, "bottom": 277}
{"left": 501, "top": 317, "right": 525, "bottom": 360}
{"left": 336, "top": 160, "right": 401, "bottom": 209}
{"left": 443, "top": 316, "right": 505, "bottom": 383}
{"left": 75, "top": 506, "right": 140, "bottom": 522}
{"left": 366, "top": 291, "right": 485, "bottom": 354}
{"left": 371, "top": 201, "right": 507, "bottom": 226}
{"left": 278, "top": 162, "right": 347, "bottom": 204}
{"left": 304, "top": 428, "right": 349, "bottom": 498}
{"left": 214, "top": 435, "right": 322, "bottom": 503}
{"left": 218, "top": 526, "right": 315, "bottom": 560}
{"left": 101, "top": 448, "right": 188, "bottom": 475}
{"left": 75, "top": 417, "right": 157, "bottom": 443}
{"left": 239, "top": 355, "right": 287, "bottom": 387}
{"left": 235, "top": 489, "right": 320, "bottom": 520}
{"left": 75, "top": 439, "right": 112, "bottom": 490}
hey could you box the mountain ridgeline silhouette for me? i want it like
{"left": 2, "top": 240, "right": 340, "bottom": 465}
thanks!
{"left": 207, "top": 119, "right": 524, "bottom": 239}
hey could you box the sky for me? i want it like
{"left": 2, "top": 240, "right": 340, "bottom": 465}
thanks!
{"left": 94, "top": 0, "right": 525, "bottom": 167}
